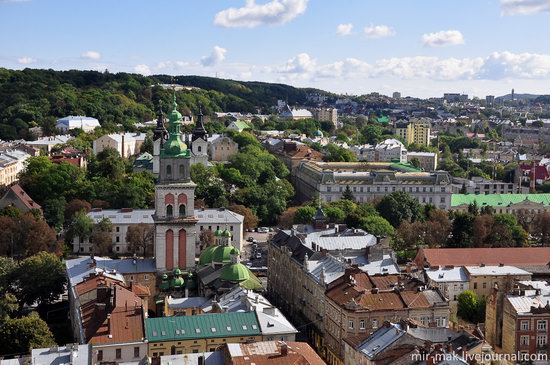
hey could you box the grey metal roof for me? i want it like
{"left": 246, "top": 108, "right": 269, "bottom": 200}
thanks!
{"left": 426, "top": 267, "right": 468, "bottom": 283}
{"left": 358, "top": 323, "right": 404, "bottom": 359}
{"left": 87, "top": 208, "right": 243, "bottom": 225}
{"left": 160, "top": 352, "right": 223, "bottom": 365}
{"left": 31, "top": 344, "right": 91, "bottom": 365}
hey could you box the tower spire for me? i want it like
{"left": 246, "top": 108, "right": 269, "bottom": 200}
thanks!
{"left": 154, "top": 100, "right": 167, "bottom": 143}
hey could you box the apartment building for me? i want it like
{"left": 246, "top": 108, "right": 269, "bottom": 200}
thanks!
{"left": 294, "top": 161, "right": 452, "bottom": 209}
{"left": 311, "top": 108, "right": 338, "bottom": 127}
{"left": 350, "top": 139, "right": 407, "bottom": 163}
{"left": 92, "top": 133, "right": 147, "bottom": 157}
{"left": 208, "top": 134, "right": 238, "bottom": 162}
{"left": 407, "top": 151, "right": 438, "bottom": 171}
{"left": 394, "top": 118, "right": 432, "bottom": 146}
{"left": 0, "top": 149, "right": 30, "bottom": 186}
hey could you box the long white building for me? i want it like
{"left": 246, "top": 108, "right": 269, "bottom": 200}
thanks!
{"left": 72, "top": 207, "right": 244, "bottom": 255}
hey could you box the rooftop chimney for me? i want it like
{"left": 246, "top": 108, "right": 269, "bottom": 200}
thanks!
{"left": 280, "top": 342, "right": 288, "bottom": 356}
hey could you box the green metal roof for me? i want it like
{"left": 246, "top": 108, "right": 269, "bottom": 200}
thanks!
{"left": 198, "top": 245, "right": 218, "bottom": 266}
{"left": 145, "top": 312, "right": 261, "bottom": 342}
{"left": 220, "top": 262, "right": 249, "bottom": 282}
{"left": 390, "top": 162, "right": 421, "bottom": 172}
{"left": 231, "top": 120, "right": 251, "bottom": 130}
{"left": 451, "top": 193, "right": 550, "bottom": 207}
{"left": 376, "top": 116, "right": 390, "bottom": 124}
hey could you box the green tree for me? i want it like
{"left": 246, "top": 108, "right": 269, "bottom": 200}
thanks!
{"left": 294, "top": 206, "right": 317, "bottom": 224}
{"left": 43, "top": 196, "right": 67, "bottom": 231}
{"left": 14, "top": 252, "right": 66, "bottom": 307}
{"left": 89, "top": 147, "right": 125, "bottom": 180}
{"left": 409, "top": 158, "right": 421, "bottom": 169}
{"left": 457, "top": 290, "right": 485, "bottom": 323}
{"left": 449, "top": 212, "right": 475, "bottom": 247}
{"left": 324, "top": 206, "right": 346, "bottom": 223}
{"left": 360, "top": 215, "right": 394, "bottom": 237}
{"left": 231, "top": 131, "right": 260, "bottom": 149}
{"left": 376, "top": 191, "right": 422, "bottom": 227}
{"left": 342, "top": 185, "right": 355, "bottom": 201}
{"left": 91, "top": 218, "right": 113, "bottom": 255}
{"left": 126, "top": 223, "right": 154, "bottom": 257}
{"left": 0, "top": 312, "right": 56, "bottom": 355}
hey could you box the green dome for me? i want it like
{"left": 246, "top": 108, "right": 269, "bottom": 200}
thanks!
{"left": 220, "top": 263, "right": 250, "bottom": 282}
{"left": 230, "top": 247, "right": 240, "bottom": 255}
{"left": 164, "top": 137, "right": 188, "bottom": 156}
{"left": 222, "top": 229, "right": 232, "bottom": 237}
{"left": 160, "top": 275, "right": 170, "bottom": 291}
{"left": 162, "top": 274, "right": 168, "bottom": 280}
{"left": 173, "top": 268, "right": 182, "bottom": 276}
{"left": 314, "top": 129, "right": 323, "bottom": 137}
{"left": 214, "top": 229, "right": 223, "bottom": 237}
{"left": 212, "top": 244, "right": 235, "bottom": 264}
{"left": 171, "top": 276, "right": 184, "bottom": 288}
{"left": 169, "top": 108, "right": 183, "bottom": 122}
{"left": 199, "top": 245, "right": 218, "bottom": 265}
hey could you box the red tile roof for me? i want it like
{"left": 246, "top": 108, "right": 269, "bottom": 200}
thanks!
{"left": 229, "top": 341, "right": 325, "bottom": 365}
{"left": 415, "top": 247, "right": 550, "bottom": 268}
{"left": 1, "top": 184, "right": 41, "bottom": 211}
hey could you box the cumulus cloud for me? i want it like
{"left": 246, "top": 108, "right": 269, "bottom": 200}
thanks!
{"left": 18, "top": 56, "right": 35, "bottom": 65}
{"left": 336, "top": 23, "right": 353, "bottom": 36}
{"left": 501, "top": 0, "right": 550, "bottom": 15}
{"left": 422, "top": 30, "right": 465, "bottom": 47}
{"left": 214, "top": 0, "right": 308, "bottom": 28}
{"left": 200, "top": 46, "right": 227, "bottom": 67}
{"left": 134, "top": 64, "right": 151, "bottom": 76}
{"left": 81, "top": 51, "right": 101, "bottom": 60}
{"left": 273, "top": 51, "right": 550, "bottom": 82}
{"left": 364, "top": 24, "right": 395, "bottom": 39}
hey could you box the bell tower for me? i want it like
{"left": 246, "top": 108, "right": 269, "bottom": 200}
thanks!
{"left": 154, "top": 93, "right": 198, "bottom": 272}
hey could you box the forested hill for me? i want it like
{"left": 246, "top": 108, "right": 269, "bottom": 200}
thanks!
{"left": 0, "top": 68, "right": 331, "bottom": 140}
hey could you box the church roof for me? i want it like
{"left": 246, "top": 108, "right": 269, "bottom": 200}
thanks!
{"left": 220, "top": 262, "right": 250, "bottom": 282}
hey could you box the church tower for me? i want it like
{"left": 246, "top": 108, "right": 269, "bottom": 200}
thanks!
{"left": 152, "top": 101, "right": 167, "bottom": 175}
{"left": 189, "top": 107, "right": 209, "bottom": 166}
{"left": 154, "top": 94, "right": 198, "bottom": 272}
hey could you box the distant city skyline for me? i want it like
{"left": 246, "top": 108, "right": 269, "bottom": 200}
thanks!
{"left": 2, "top": 0, "right": 550, "bottom": 98}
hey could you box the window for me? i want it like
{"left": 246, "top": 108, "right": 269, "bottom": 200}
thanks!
{"left": 359, "top": 320, "right": 365, "bottom": 329}
{"left": 441, "top": 187, "right": 446, "bottom": 192}
{"left": 97, "top": 350, "right": 103, "bottom": 362}
{"left": 440, "top": 197, "right": 445, "bottom": 204}
{"left": 116, "top": 226, "right": 120, "bottom": 232}
{"left": 179, "top": 164, "right": 185, "bottom": 177}
{"left": 521, "top": 321, "right": 529, "bottom": 331}
{"left": 483, "top": 282, "right": 487, "bottom": 289}
{"left": 144, "top": 274, "right": 149, "bottom": 281}
{"left": 474, "top": 283, "right": 477, "bottom": 289}
{"left": 537, "top": 335, "right": 547, "bottom": 347}
{"left": 348, "top": 320, "right": 354, "bottom": 329}
{"left": 372, "top": 319, "right": 378, "bottom": 328}
{"left": 116, "top": 348, "right": 122, "bottom": 360}
{"left": 436, "top": 317, "right": 446, "bottom": 327}
{"left": 166, "top": 165, "right": 172, "bottom": 177}
{"left": 537, "top": 320, "right": 548, "bottom": 331}
{"left": 520, "top": 335, "right": 529, "bottom": 346}
{"left": 179, "top": 204, "right": 186, "bottom": 217}
{"left": 134, "top": 347, "right": 140, "bottom": 358}
{"left": 166, "top": 204, "right": 173, "bottom": 217}
{"left": 198, "top": 146, "right": 202, "bottom": 152}
{"left": 116, "top": 236, "right": 120, "bottom": 243}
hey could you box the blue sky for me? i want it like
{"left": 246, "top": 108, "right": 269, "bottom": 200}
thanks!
{"left": 2, "top": 0, "right": 550, "bottom": 98}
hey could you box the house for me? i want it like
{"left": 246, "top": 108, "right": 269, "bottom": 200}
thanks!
{"left": 407, "top": 151, "right": 438, "bottom": 171}
{"left": 0, "top": 184, "right": 41, "bottom": 213}
{"left": 0, "top": 150, "right": 30, "bottom": 186}
{"left": 57, "top": 116, "right": 100, "bottom": 133}
{"left": 226, "top": 120, "right": 251, "bottom": 133}
{"left": 208, "top": 134, "right": 238, "bottom": 162}
{"left": 24, "top": 135, "right": 73, "bottom": 155}
{"left": 92, "top": 133, "right": 147, "bottom": 157}
{"left": 279, "top": 105, "right": 313, "bottom": 120}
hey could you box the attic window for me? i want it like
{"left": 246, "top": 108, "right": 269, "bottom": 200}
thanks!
{"left": 267, "top": 322, "right": 274, "bottom": 327}
{"left": 175, "top": 330, "right": 180, "bottom": 334}
{"left": 161, "top": 330, "right": 166, "bottom": 336}
{"left": 226, "top": 326, "right": 232, "bottom": 331}
{"left": 153, "top": 331, "right": 157, "bottom": 336}
{"left": 195, "top": 328, "right": 201, "bottom": 334}
{"left": 211, "top": 328, "right": 217, "bottom": 333}
{"left": 180, "top": 329, "right": 185, "bottom": 334}
{"left": 252, "top": 325, "right": 258, "bottom": 330}
{"left": 242, "top": 325, "right": 248, "bottom": 330}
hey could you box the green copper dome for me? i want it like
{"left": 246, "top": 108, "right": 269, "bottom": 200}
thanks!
{"left": 230, "top": 247, "right": 240, "bottom": 256}
{"left": 212, "top": 244, "right": 235, "bottom": 264}
{"left": 314, "top": 129, "right": 323, "bottom": 137}
{"left": 222, "top": 229, "right": 232, "bottom": 237}
{"left": 220, "top": 262, "right": 250, "bottom": 282}
{"left": 198, "top": 245, "right": 218, "bottom": 265}
{"left": 160, "top": 275, "right": 170, "bottom": 291}
{"left": 171, "top": 276, "right": 184, "bottom": 289}
{"left": 161, "top": 93, "right": 190, "bottom": 158}
{"left": 173, "top": 268, "right": 182, "bottom": 276}
{"left": 214, "top": 229, "right": 223, "bottom": 237}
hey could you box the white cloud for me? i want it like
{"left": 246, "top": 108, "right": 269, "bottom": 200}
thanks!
{"left": 0, "top": 0, "right": 31, "bottom": 3}
{"left": 501, "top": 0, "right": 550, "bottom": 15}
{"left": 479, "top": 51, "right": 550, "bottom": 79}
{"left": 200, "top": 46, "right": 228, "bottom": 67}
{"left": 422, "top": 30, "right": 465, "bottom": 47}
{"left": 336, "top": 23, "right": 353, "bottom": 36}
{"left": 81, "top": 51, "right": 101, "bottom": 60}
{"left": 364, "top": 24, "right": 395, "bottom": 39}
{"left": 278, "top": 53, "right": 317, "bottom": 74}
{"left": 17, "top": 56, "right": 35, "bottom": 65}
{"left": 214, "top": 0, "right": 308, "bottom": 28}
{"left": 134, "top": 64, "right": 151, "bottom": 76}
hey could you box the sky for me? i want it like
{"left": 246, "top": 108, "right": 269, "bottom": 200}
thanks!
{"left": 2, "top": 0, "right": 550, "bottom": 98}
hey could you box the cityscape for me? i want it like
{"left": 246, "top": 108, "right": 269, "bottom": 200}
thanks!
{"left": 1, "top": 1, "right": 550, "bottom": 365}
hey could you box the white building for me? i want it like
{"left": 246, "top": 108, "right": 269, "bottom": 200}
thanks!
{"left": 56, "top": 116, "right": 100, "bottom": 133}
{"left": 24, "top": 134, "right": 73, "bottom": 154}
{"left": 425, "top": 266, "right": 469, "bottom": 302}
{"left": 407, "top": 151, "right": 438, "bottom": 171}
{"left": 0, "top": 150, "right": 30, "bottom": 186}
{"left": 350, "top": 139, "right": 407, "bottom": 163}
{"left": 92, "top": 132, "right": 147, "bottom": 157}
{"left": 72, "top": 208, "right": 244, "bottom": 254}
{"left": 279, "top": 105, "right": 313, "bottom": 120}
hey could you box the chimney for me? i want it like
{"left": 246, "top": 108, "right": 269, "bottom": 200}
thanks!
{"left": 121, "top": 133, "right": 125, "bottom": 159}
{"left": 280, "top": 342, "right": 288, "bottom": 356}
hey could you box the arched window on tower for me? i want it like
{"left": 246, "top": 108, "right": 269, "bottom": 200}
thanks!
{"left": 166, "top": 165, "right": 172, "bottom": 178}
{"left": 166, "top": 204, "right": 173, "bottom": 217}
{"left": 179, "top": 204, "right": 186, "bottom": 217}
{"left": 198, "top": 146, "right": 202, "bottom": 152}
{"left": 179, "top": 164, "right": 185, "bottom": 178}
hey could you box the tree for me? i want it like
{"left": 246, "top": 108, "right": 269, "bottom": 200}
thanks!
{"left": 89, "top": 148, "right": 125, "bottom": 180}
{"left": 0, "top": 214, "right": 58, "bottom": 258}
{"left": 64, "top": 198, "right": 91, "bottom": 224}
{"left": 228, "top": 204, "right": 259, "bottom": 230}
{"left": 376, "top": 191, "right": 422, "bottom": 228}
{"left": 360, "top": 215, "right": 394, "bottom": 237}
{"left": 294, "top": 206, "right": 317, "bottom": 224}
{"left": 0, "top": 293, "right": 18, "bottom": 320}
{"left": 457, "top": 290, "right": 485, "bottom": 323}
{"left": 277, "top": 207, "right": 298, "bottom": 228}
{"left": 342, "top": 185, "right": 355, "bottom": 201}
{"left": 231, "top": 131, "right": 260, "bottom": 149}
{"left": 70, "top": 211, "right": 94, "bottom": 245}
{"left": 0, "top": 312, "right": 56, "bottom": 355}
{"left": 449, "top": 212, "right": 475, "bottom": 248}
{"left": 14, "top": 252, "right": 66, "bottom": 307}
{"left": 126, "top": 223, "right": 154, "bottom": 257}
{"left": 0, "top": 257, "right": 17, "bottom": 293}
{"left": 91, "top": 218, "right": 113, "bottom": 255}
{"left": 43, "top": 196, "right": 67, "bottom": 231}
{"left": 532, "top": 212, "right": 550, "bottom": 246}
{"left": 409, "top": 158, "right": 421, "bottom": 169}
{"left": 324, "top": 206, "right": 346, "bottom": 223}
{"left": 199, "top": 229, "right": 215, "bottom": 248}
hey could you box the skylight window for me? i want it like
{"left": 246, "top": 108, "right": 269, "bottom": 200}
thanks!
{"left": 227, "top": 326, "right": 232, "bottom": 331}
{"left": 195, "top": 328, "right": 201, "bottom": 334}
{"left": 252, "top": 325, "right": 258, "bottom": 330}
{"left": 242, "top": 325, "right": 248, "bottom": 330}
{"left": 211, "top": 327, "right": 217, "bottom": 332}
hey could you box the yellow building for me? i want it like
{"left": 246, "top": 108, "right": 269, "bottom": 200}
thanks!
{"left": 145, "top": 312, "right": 262, "bottom": 356}
{"left": 394, "top": 118, "right": 432, "bottom": 146}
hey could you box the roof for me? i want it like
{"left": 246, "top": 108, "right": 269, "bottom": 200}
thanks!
{"left": 425, "top": 267, "right": 468, "bottom": 283}
{"left": 227, "top": 341, "right": 325, "bottom": 365}
{"left": 0, "top": 184, "right": 42, "bottom": 211}
{"left": 356, "top": 323, "right": 405, "bottom": 359}
{"left": 65, "top": 256, "right": 156, "bottom": 288}
{"left": 56, "top": 116, "right": 100, "bottom": 128}
{"left": 166, "top": 296, "right": 210, "bottom": 309}
{"left": 25, "top": 135, "right": 73, "bottom": 146}
{"left": 416, "top": 247, "right": 550, "bottom": 268}
{"left": 451, "top": 193, "right": 550, "bottom": 208}
{"left": 464, "top": 265, "right": 531, "bottom": 277}
{"left": 159, "top": 352, "right": 223, "bottom": 365}
{"left": 87, "top": 208, "right": 244, "bottom": 225}
{"left": 31, "top": 345, "right": 91, "bottom": 365}
{"left": 145, "top": 312, "right": 261, "bottom": 342}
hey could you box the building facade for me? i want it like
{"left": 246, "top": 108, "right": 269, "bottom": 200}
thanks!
{"left": 407, "top": 151, "right": 438, "bottom": 171}
{"left": 0, "top": 150, "right": 30, "bottom": 186}
{"left": 294, "top": 161, "right": 452, "bottom": 209}
{"left": 92, "top": 133, "right": 146, "bottom": 157}
{"left": 208, "top": 134, "right": 238, "bottom": 162}
{"left": 56, "top": 116, "right": 100, "bottom": 133}
{"left": 394, "top": 118, "right": 432, "bottom": 146}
